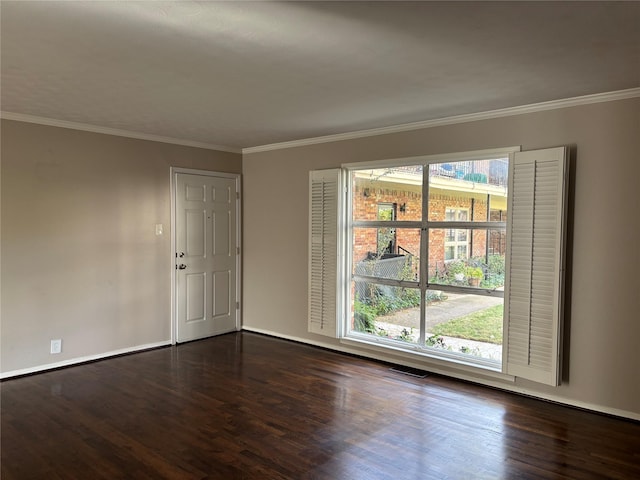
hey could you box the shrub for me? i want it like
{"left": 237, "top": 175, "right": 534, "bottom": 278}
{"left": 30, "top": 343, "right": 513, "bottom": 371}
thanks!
{"left": 354, "top": 300, "right": 377, "bottom": 333}
{"left": 396, "top": 328, "right": 413, "bottom": 342}
{"left": 482, "top": 255, "right": 505, "bottom": 289}
{"left": 465, "top": 266, "right": 483, "bottom": 279}
{"left": 425, "top": 334, "right": 450, "bottom": 349}
{"left": 487, "top": 254, "right": 505, "bottom": 276}
{"left": 426, "top": 290, "right": 447, "bottom": 303}
{"left": 354, "top": 286, "right": 421, "bottom": 334}
{"left": 446, "top": 259, "right": 467, "bottom": 283}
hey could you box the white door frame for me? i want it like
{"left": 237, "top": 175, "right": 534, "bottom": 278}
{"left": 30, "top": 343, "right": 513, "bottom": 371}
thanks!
{"left": 170, "top": 167, "right": 242, "bottom": 344}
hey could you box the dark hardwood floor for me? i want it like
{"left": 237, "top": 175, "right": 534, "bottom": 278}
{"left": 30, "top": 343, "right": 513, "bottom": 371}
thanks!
{"left": 1, "top": 332, "right": 639, "bottom": 479}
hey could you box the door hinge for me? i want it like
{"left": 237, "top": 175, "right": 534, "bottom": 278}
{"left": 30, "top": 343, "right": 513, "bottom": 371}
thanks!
{"left": 237, "top": 247, "right": 240, "bottom": 255}
{"left": 236, "top": 192, "right": 240, "bottom": 200}
{"left": 236, "top": 302, "right": 240, "bottom": 310}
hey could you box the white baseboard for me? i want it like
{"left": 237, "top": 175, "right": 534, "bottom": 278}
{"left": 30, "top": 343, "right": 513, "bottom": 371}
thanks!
{"left": 0, "top": 341, "right": 171, "bottom": 379}
{"left": 241, "top": 326, "right": 640, "bottom": 422}
{"left": 3, "top": 329, "right": 638, "bottom": 422}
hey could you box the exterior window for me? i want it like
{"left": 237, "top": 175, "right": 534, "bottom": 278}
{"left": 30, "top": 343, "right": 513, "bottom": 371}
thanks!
{"left": 444, "top": 208, "right": 469, "bottom": 261}
{"left": 349, "top": 155, "right": 509, "bottom": 367}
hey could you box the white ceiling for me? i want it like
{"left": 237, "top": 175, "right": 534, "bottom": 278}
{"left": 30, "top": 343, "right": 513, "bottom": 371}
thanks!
{"left": 1, "top": 1, "right": 638, "bottom": 151}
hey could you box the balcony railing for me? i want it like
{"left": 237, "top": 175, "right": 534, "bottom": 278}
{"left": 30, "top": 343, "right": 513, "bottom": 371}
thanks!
{"left": 429, "top": 159, "right": 508, "bottom": 187}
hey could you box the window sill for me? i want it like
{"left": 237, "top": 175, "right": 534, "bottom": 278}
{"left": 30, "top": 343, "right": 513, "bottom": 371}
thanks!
{"left": 341, "top": 334, "right": 515, "bottom": 383}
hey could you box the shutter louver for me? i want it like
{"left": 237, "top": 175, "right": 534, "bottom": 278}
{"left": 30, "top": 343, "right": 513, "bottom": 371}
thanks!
{"left": 505, "top": 147, "right": 568, "bottom": 386}
{"left": 309, "top": 169, "right": 341, "bottom": 337}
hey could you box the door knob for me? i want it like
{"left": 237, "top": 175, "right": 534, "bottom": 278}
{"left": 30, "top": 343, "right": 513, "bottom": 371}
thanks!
{"left": 178, "top": 264, "right": 187, "bottom": 270}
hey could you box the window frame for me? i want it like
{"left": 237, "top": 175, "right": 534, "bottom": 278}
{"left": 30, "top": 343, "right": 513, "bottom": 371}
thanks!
{"left": 343, "top": 147, "right": 519, "bottom": 370}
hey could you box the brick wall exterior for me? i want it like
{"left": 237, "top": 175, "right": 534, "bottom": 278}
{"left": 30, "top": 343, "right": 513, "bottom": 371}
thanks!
{"left": 353, "top": 181, "right": 505, "bottom": 277}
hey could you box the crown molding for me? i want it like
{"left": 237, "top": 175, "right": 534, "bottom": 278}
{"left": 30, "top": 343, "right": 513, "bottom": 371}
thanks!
{"left": 3, "top": 88, "right": 638, "bottom": 155}
{"left": 242, "top": 87, "right": 640, "bottom": 154}
{"left": 0, "top": 112, "right": 242, "bottom": 154}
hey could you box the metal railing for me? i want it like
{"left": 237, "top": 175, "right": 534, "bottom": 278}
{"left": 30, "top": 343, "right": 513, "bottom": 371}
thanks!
{"left": 429, "top": 159, "right": 508, "bottom": 187}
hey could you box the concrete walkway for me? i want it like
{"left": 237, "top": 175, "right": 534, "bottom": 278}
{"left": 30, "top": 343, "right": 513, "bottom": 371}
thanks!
{"left": 374, "top": 292, "right": 503, "bottom": 362}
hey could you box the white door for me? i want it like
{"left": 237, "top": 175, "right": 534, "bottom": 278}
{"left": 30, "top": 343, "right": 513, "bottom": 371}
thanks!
{"left": 175, "top": 172, "right": 239, "bottom": 342}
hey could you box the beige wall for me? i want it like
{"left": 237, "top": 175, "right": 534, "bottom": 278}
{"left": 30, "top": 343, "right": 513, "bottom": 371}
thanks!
{"left": 0, "top": 120, "right": 241, "bottom": 373}
{"left": 243, "top": 98, "right": 640, "bottom": 417}
{"left": 2, "top": 98, "right": 638, "bottom": 416}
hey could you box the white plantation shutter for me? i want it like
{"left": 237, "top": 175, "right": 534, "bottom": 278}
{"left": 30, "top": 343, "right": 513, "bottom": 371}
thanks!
{"left": 505, "top": 147, "right": 569, "bottom": 386}
{"left": 309, "top": 169, "right": 341, "bottom": 337}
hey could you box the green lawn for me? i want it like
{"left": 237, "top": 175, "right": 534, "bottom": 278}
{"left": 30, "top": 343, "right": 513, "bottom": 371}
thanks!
{"left": 431, "top": 304, "right": 503, "bottom": 344}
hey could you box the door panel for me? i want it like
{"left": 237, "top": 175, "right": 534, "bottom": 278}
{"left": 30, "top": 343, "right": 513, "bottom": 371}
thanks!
{"left": 186, "top": 210, "right": 206, "bottom": 257}
{"left": 176, "top": 173, "right": 238, "bottom": 342}
{"left": 212, "top": 270, "right": 231, "bottom": 317}
{"left": 186, "top": 273, "right": 206, "bottom": 322}
{"left": 186, "top": 184, "right": 205, "bottom": 201}
{"left": 213, "top": 211, "right": 231, "bottom": 255}
{"left": 212, "top": 184, "right": 231, "bottom": 203}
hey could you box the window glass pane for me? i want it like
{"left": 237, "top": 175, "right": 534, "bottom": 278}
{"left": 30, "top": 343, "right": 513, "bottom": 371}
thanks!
{"left": 488, "top": 198, "right": 508, "bottom": 222}
{"left": 484, "top": 251, "right": 506, "bottom": 291}
{"left": 470, "top": 229, "right": 487, "bottom": 258}
{"left": 488, "top": 228, "right": 507, "bottom": 256}
{"left": 425, "top": 293, "right": 503, "bottom": 362}
{"left": 445, "top": 208, "right": 456, "bottom": 221}
{"left": 377, "top": 203, "right": 395, "bottom": 221}
{"left": 428, "top": 229, "right": 505, "bottom": 290}
{"left": 353, "top": 227, "right": 420, "bottom": 280}
{"left": 428, "top": 159, "right": 509, "bottom": 222}
{"left": 444, "top": 246, "right": 455, "bottom": 261}
{"left": 351, "top": 281, "right": 421, "bottom": 344}
{"left": 377, "top": 227, "right": 396, "bottom": 255}
{"left": 352, "top": 166, "right": 423, "bottom": 222}
{"left": 429, "top": 228, "right": 471, "bottom": 277}
{"left": 442, "top": 207, "right": 470, "bottom": 223}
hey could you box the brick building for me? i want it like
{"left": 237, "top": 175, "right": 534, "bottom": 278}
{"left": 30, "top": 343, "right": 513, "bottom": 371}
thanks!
{"left": 352, "top": 161, "right": 508, "bottom": 278}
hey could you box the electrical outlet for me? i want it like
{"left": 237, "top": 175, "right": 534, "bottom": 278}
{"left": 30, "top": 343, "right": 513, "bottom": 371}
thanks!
{"left": 50, "top": 339, "right": 62, "bottom": 354}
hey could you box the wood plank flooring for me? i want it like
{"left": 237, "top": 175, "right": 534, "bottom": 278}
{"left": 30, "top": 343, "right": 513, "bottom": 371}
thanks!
{"left": 1, "top": 332, "right": 639, "bottom": 479}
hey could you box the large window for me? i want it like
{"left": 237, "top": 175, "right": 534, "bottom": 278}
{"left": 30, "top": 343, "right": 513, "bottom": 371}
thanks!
{"left": 309, "top": 146, "right": 568, "bottom": 385}
{"left": 348, "top": 154, "right": 509, "bottom": 367}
